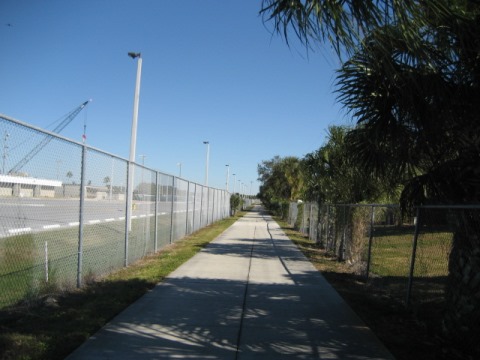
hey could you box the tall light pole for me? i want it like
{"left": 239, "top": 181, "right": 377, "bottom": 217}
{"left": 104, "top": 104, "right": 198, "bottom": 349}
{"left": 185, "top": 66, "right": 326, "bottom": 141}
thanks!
{"left": 128, "top": 52, "right": 142, "bottom": 168}
{"left": 203, "top": 141, "right": 209, "bottom": 186}
{"left": 127, "top": 52, "right": 142, "bottom": 231}
{"left": 177, "top": 162, "right": 182, "bottom": 177}
{"left": 225, "top": 164, "right": 230, "bottom": 191}
{"left": 233, "top": 173, "right": 236, "bottom": 193}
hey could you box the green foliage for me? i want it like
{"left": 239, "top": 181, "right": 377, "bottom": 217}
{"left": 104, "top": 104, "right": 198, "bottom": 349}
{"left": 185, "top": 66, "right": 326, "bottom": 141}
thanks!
{"left": 263, "top": 0, "right": 480, "bottom": 207}
{"left": 263, "top": 0, "right": 480, "bottom": 343}
{"left": 267, "top": 199, "right": 290, "bottom": 219}
{"left": 230, "top": 194, "right": 242, "bottom": 214}
{"left": 257, "top": 155, "right": 304, "bottom": 212}
{"left": 337, "top": 8, "right": 480, "bottom": 207}
{"left": 302, "top": 126, "right": 396, "bottom": 204}
{"left": 0, "top": 212, "right": 246, "bottom": 360}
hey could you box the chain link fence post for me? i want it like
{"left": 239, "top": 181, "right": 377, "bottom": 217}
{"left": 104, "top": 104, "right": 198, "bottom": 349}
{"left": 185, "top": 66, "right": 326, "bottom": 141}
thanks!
{"left": 169, "top": 176, "right": 175, "bottom": 244}
{"left": 365, "top": 205, "right": 375, "bottom": 282}
{"left": 124, "top": 161, "right": 132, "bottom": 267}
{"left": 406, "top": 207, "right": 421, "bottom": 306}
{"left": 185, "top": 181, "right": 190, "bottom": 236}
{"left": 154, "top": 171, "right": 159, "bottom": 253}
{"left": 76, "top": 144, "right": 87, "bottom": 288}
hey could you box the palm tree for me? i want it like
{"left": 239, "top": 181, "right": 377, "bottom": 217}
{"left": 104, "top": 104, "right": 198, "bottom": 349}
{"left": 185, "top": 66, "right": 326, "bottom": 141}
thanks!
{"left": 302, "top": 126, "right": 391, "bottom": 204}
{"left": 262, "top": 0, "right": 480, "bottom": 343}
{"left": 337, "top": 15, "right": 480, "bottom": 344}
{"left": 66, "top": 171, "right": 73, "bottom": 184}
{"left": 260, "top": 0, "right": 435, "bottom": 57}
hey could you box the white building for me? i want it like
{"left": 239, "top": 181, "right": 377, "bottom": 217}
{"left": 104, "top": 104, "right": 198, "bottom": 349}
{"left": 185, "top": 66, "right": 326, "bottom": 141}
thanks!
{"left": 0, "top": 174, "right": 62, "bottom": 198}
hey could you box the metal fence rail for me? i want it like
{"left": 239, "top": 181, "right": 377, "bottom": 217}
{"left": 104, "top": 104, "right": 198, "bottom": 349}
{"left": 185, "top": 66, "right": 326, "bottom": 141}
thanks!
{"left": 0, "top": 114, "right": 231, "bottom": 308}
{"left": 288, "top": 202, "right": 479, "bottom": 308}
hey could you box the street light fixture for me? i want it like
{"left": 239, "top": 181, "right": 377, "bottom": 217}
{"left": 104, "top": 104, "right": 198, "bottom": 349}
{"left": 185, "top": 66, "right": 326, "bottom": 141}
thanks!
{"left": 233, "top": 173, "right": 236, "bottom": 193}
{"left": 203, "top": 141, "right": 209, "bottom": 186}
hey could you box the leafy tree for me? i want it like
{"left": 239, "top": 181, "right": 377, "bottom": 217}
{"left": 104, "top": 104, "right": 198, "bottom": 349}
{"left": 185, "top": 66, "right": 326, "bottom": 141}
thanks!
{"left": 230, "top": 193, "right": 242, "bottom": 215}
{"left": 302, "top": 126, "right": 395, "bottom": 204}
{"left": 258, "top": 155, "right": 304, "bottom": 214}
{"left": 336, "top": 4, "right": 480, "bottom": 342}
{"left": 262, "top": 0, "right": 480, "bottom": 343}
{"left": 103, "top": 176, "right": 111, "bottom": 188}
{"left": 261, "top": 0, "right": 448, "bottom": 58}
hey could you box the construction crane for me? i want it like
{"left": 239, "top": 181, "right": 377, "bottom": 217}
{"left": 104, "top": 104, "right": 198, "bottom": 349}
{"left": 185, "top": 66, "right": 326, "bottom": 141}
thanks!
{"left": 9, "top": 100, "right": 91, "bottom": 175}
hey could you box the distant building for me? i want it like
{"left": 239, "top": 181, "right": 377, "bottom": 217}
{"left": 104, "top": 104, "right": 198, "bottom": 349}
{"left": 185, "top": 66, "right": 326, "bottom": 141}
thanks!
{"left": 0, "top": 174, "right": 62, "bottom": 198}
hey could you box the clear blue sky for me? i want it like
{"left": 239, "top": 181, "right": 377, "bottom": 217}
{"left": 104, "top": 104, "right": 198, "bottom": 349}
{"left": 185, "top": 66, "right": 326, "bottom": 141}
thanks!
{"left": 0, "top": 0, "right": 347, "bottom": 194}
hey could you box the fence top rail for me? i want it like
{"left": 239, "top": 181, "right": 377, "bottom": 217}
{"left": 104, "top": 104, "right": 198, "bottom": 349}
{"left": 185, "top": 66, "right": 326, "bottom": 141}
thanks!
{"left": 317, "top": 203, "right": 399, "bottom": 208}
{"left": 1, "top": 113, "right": 229, "bottom": 193}
{"left": 417, "top": 204, "right": 480, "bottom": 209}
{"left": 307, "top": 202, "right": 480, "bottom": 210}
{"left": 1, "top": 112, "right": 128, "bottom": 162}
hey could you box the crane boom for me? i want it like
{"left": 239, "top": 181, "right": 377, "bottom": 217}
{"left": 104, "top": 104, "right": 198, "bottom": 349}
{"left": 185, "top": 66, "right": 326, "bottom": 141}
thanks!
{"left": 9, "top": 100, "right": 90, "bottom": 174}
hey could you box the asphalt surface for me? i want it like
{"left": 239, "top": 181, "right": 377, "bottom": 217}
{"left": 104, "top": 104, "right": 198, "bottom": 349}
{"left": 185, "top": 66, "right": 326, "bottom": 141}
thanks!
{"left": 0, "top": 198, "right": 183, "bottom": 238}
{"left": 66, "top": 206, "right": 394, "bottom": 359}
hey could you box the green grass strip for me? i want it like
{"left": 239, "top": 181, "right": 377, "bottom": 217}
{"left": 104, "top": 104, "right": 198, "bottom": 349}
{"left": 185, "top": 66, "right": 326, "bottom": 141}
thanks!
{"left": 0, "top": 211, "right": 246, "bottom": 360}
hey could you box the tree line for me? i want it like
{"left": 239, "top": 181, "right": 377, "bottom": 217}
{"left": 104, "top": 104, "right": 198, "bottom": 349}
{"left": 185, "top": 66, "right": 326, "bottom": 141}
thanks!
{"left": 259, "top": 0, "right": 479, "bottom": 349}
{"left": 258, "top": 125, "right": 399, "bottom": 210}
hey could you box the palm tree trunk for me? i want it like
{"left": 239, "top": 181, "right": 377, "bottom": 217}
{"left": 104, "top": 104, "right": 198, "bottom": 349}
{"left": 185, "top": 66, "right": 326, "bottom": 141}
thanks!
{"left": 443, "top": 209, "right": 480, "bottom": 348}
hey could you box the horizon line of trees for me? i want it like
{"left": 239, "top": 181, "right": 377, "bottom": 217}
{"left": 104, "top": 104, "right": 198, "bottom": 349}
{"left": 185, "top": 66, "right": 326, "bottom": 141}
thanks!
{"left": 258, "top": 125, "right": 401, "bottom": 211}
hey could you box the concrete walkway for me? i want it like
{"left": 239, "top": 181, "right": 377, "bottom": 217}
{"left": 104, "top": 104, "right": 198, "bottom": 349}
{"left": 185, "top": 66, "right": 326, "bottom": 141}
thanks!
{"left": 67, "top": 206, "right": 394, "bottom": 359}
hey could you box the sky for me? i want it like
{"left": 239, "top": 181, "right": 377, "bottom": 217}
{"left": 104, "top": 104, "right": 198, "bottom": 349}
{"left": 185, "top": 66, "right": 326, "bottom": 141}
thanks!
{"left": 0, "top": 0, "right": 348, "bottom": 195}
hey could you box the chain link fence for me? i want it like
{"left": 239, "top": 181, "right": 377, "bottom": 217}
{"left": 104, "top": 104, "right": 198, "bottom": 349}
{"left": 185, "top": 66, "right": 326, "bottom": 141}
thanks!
{"left": 0, "top": 114, "right": 231, "bottom": 309}
{"left": 288, "top": 202, "right": 480, "bottom": 309}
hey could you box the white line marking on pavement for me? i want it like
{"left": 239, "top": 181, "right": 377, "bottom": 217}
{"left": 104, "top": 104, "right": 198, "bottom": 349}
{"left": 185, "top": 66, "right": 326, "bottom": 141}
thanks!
{"left": 8, "top": 227, "right": 32, "bottom": 234}
{"left": 1, "top": 203, "right": 45, "bottom": 207}
{"left": 88, "top": 220, "right": 101, "bottom": 224}
{"left": 105, "top": 218, "right": 115, "bottom": 222}
{"left": 69, "top": 222, "right": 80, "bottom": 226}
{"left": 43, "top": 224, "right": 61, "bottom": 229}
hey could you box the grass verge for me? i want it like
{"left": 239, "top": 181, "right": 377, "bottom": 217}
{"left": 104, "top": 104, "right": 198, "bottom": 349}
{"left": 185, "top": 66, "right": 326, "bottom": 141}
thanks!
{"left": 275, "top": 217, "right": 474, "bottom": 360}
{"left": 0, "top": 211, "right": 246, "bottom": 360}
